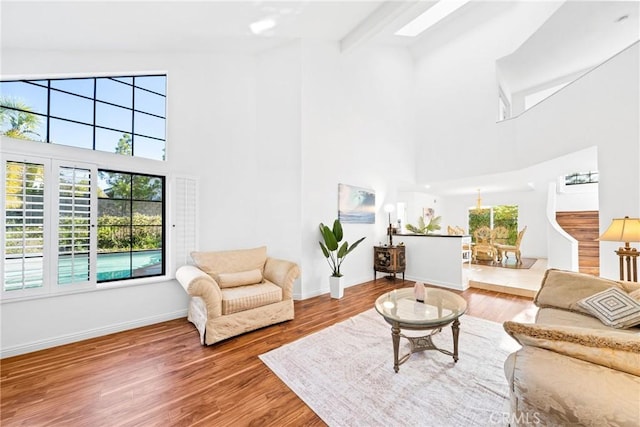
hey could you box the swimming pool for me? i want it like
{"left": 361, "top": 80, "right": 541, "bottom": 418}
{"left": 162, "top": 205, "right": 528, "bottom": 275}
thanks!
{"left": 4, "top": 250, "right": 163, "bottom": 290}
{"left": 95, "top": 250, "right": 162, "bottom": 281}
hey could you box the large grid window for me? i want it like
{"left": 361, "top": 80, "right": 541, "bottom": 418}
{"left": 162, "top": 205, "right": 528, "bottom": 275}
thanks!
{"left": 97, "top": 170, "right": 164, "bottom": 282}
{"left": 0, "top": 74, "right": 166, "bottom": 160}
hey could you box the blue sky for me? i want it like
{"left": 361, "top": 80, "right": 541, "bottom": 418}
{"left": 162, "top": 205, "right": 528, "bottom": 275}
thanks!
{"left": 0, "top": 76, "right": 166, "bottom": 161}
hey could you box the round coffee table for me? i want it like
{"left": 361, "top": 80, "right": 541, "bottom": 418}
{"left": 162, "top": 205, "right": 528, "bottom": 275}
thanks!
{"left": 374, "top": 287, "right": 467, "bottom": 373}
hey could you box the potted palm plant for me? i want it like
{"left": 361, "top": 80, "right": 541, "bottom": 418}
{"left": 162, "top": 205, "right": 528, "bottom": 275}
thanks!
{"left": 319, "top": 219, "right": 365, "bottom": 298}
{"left": 405, "top": 215, "right": 442, "bottom": 234}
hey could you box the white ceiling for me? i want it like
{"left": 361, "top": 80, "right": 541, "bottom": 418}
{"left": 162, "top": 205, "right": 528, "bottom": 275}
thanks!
{"left": 0, "top": 1, "right": 388, "bottom": 53}
{"left": 3, "top": 1, "right": 634, "bottom": 70}
{"left": 498, "top": 1, "right": 640, "bottom": 94}
{"left": 1, "top": 1, "right": 635, "bottom": 196}
{"left": 4, "top": 1, "right": 634, "bottom": 57}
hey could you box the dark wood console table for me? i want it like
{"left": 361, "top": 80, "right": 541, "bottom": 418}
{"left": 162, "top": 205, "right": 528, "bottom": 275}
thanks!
{"left": 374, "top": 245, "right": 406, "bottom": 281}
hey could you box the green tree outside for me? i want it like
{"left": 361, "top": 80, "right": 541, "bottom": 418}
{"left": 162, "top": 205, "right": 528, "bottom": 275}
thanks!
{"left": 468, "top": 205, "right": 518, "bottom": 244}
{"left": 97, "top": 134, "right": 163, "bottom": 256}
{"left": 0, "top": 97, "right": 42, "bottom": 140}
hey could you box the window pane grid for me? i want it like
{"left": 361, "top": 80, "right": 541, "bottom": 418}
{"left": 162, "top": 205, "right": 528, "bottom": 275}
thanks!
{"left": 1, "top": 74, "right": 166, "bottom": 160}
{"left": 97, "top": 170, "right": 164, "bottom": 283}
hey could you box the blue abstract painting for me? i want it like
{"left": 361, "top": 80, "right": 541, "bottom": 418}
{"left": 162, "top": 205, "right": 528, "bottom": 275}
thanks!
{"left": 338, "top": 184, "right": 375, "bottom": 224}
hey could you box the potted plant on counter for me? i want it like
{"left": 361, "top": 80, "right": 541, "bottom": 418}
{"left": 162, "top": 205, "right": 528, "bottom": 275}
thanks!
{"left": 405, "top": 215, "right": 442, "bottom": 234}
{"left": 319, "top": 219, "right": 365, "bottom": 299}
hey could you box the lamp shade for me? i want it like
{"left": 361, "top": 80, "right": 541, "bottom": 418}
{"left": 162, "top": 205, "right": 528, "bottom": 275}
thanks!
{"left": 384, "top": 204, "right": 395, "bottom": 213}
{"left": 598, "top": 217, "right": 640, "bottom": 244}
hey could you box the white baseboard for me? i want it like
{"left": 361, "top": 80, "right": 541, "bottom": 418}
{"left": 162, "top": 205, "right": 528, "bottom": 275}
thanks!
{"left": 294, "top": 274, "right": 378, "bottom": 300}
{"left": 294, "top": 288, "right": 326, "bottom": 300}
{"left": 404, "top": 275, "right": 468, "bottom": 291}
{"left": 1, "top": 309, "right": 188, "bottom": 359}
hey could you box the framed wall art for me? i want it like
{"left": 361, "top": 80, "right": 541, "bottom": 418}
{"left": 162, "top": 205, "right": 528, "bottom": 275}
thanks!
{"left": 338, "top": 183, "right": 375, "bottom": 224}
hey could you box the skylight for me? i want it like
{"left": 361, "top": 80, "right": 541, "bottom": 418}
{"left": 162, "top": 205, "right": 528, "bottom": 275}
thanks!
{"left": 249, "top": 18, "right": 276, "bottom": 35}
{"left": 395, "top": 0, "right": 471, "bottom": 37}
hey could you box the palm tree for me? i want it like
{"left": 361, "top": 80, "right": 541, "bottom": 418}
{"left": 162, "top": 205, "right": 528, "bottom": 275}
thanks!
{"left": 0, "top": 97, "right": 42, "bottom": 140}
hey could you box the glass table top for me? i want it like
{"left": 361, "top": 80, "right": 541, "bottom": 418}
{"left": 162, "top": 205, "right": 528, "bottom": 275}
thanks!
{"left": 374, "top": 287, "right": 467, "bottom": 326}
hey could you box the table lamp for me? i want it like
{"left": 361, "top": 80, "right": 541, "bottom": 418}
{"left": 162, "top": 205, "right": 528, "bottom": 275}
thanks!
{"left": 598, "top": 216, "right": 640, "bottom": 281}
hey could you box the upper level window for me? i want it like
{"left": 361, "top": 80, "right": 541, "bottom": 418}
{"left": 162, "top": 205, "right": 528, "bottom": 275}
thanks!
{"left": 0, "top": 74, "right": 166, "bottom": 160}
{"left": 565, "top": 171, "right": 599, "bottom": 186}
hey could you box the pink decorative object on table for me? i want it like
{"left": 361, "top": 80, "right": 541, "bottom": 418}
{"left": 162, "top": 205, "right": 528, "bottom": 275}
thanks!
{"left": 414, "top": 282, "right": 425, "bottom": 302}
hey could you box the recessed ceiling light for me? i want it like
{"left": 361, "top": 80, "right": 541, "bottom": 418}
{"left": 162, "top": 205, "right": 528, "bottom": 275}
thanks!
{"left": 395, "top": 0, "right": 471, "bottom": 37}
{"left": 250, "top": 18, "right": 276, "bottom": 35}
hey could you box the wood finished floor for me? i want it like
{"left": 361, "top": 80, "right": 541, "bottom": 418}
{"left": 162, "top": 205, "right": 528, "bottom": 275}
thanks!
{"left": 1, "top": 279, "right": 536, "bottom": 427}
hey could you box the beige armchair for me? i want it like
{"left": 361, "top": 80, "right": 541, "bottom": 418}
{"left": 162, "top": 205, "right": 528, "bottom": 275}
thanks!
{"left": 176, "top": 246, "right": 300, "bottom": 345}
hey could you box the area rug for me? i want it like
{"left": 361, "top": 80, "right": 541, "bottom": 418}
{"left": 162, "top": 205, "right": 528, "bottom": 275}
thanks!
{"left": 472, "top": 257, "right": 537, "bottom": 269}
{"left": 259, "top": 309, "right": 520, "bottom": 427}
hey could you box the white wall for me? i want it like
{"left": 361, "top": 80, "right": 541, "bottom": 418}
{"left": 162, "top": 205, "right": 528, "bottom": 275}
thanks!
{"left": 413, "top": 21, "right": 639, "bottom": 279}
{"left": 255, "top": 42, "right": 303, "bottom": 265}
{"left": 299, "top": 41, "right": 415, "bottom": 298}
{"left": 1, "top": 21, "right": 636, "bottom": 356}
{"left": 555, "top": 182, "right": 598, "bottom": 212}
{"left": 401, "top": 192, "right": 444, "bottom": 231}
{"left": 515, "top": 44, "right": 639, "bottom": 279}
{"left": 0, "top": 47, "right": 304, "bottom": 356}
{"left": 0, "top": 41, "right": 416, "bottom": 354}
{"left": 412, "top": 2, "right": 549, "bottom": 183}
{"left": 546, "top": 183, "right": 579, "bottom": 271}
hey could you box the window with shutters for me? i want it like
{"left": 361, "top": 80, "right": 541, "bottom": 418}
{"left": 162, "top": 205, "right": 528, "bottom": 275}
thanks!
{"left": 2, "top": 156, "right": 167, "bottom": 299}
{"left": 173, "top": 176, "right": 198, "bottom": 270}
{"left": 4, "top": 161, "right": 46, "bottom": 292}
{"left": 57, "top": 165, "right": 93, "bottom": 286}
{"left": 0, "top": 72, "right": 187, "bottom": 301}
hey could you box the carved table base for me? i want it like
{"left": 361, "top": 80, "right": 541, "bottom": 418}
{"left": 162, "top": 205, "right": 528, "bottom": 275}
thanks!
{"left": 391, "top": 318, "right": 460, "bottom": 373}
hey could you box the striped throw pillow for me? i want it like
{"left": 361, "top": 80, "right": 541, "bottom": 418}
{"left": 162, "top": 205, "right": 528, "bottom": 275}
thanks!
{"left": 578, "top": 287, "right": 640, "bottom": 329}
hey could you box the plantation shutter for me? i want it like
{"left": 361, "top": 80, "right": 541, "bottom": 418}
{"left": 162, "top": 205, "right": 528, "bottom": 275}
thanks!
{"left": 4, "top": 161, "right": 46, "bottom": 291}
{"left": 173, "top": 176, "right": 198, "bottom": 270}
{"left": 57, "top": 166, "right": 92, "bottom": 286}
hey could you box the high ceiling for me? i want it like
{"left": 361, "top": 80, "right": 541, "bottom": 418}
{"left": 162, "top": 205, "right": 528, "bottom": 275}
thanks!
{"left": 2, "top": 1, "right": 636, "bottom": 59}
{"left": 498, "top": 1, "right": 640, "bottom": 95}
{"left": 2, "top": 1, "right": 637, "bottom": 196}
{"left": 0, "top": 1, "right": 392, "bottom": 53}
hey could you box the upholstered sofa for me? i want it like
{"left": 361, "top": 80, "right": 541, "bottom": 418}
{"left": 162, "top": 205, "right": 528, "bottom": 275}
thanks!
{"left": 176, "top": 246, "right": 300, "bottom": 345}
{"left": 503, "top": 269, "right": 640, "bottom": 426}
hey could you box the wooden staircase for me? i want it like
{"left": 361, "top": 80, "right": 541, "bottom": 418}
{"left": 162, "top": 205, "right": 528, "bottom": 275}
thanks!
{"left": 556, "top": 211, "right": 599, "bottom": 276}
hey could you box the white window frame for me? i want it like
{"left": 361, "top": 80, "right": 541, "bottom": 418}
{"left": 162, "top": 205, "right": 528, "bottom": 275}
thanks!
{"left": 1, "top": 139, "right": 175, "bottom": 302}
{"left": 1, "top": 154, "right": 52, "bottom": 299}
{"left": 50, "top": 159, "right": 97, "bottom": 294}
